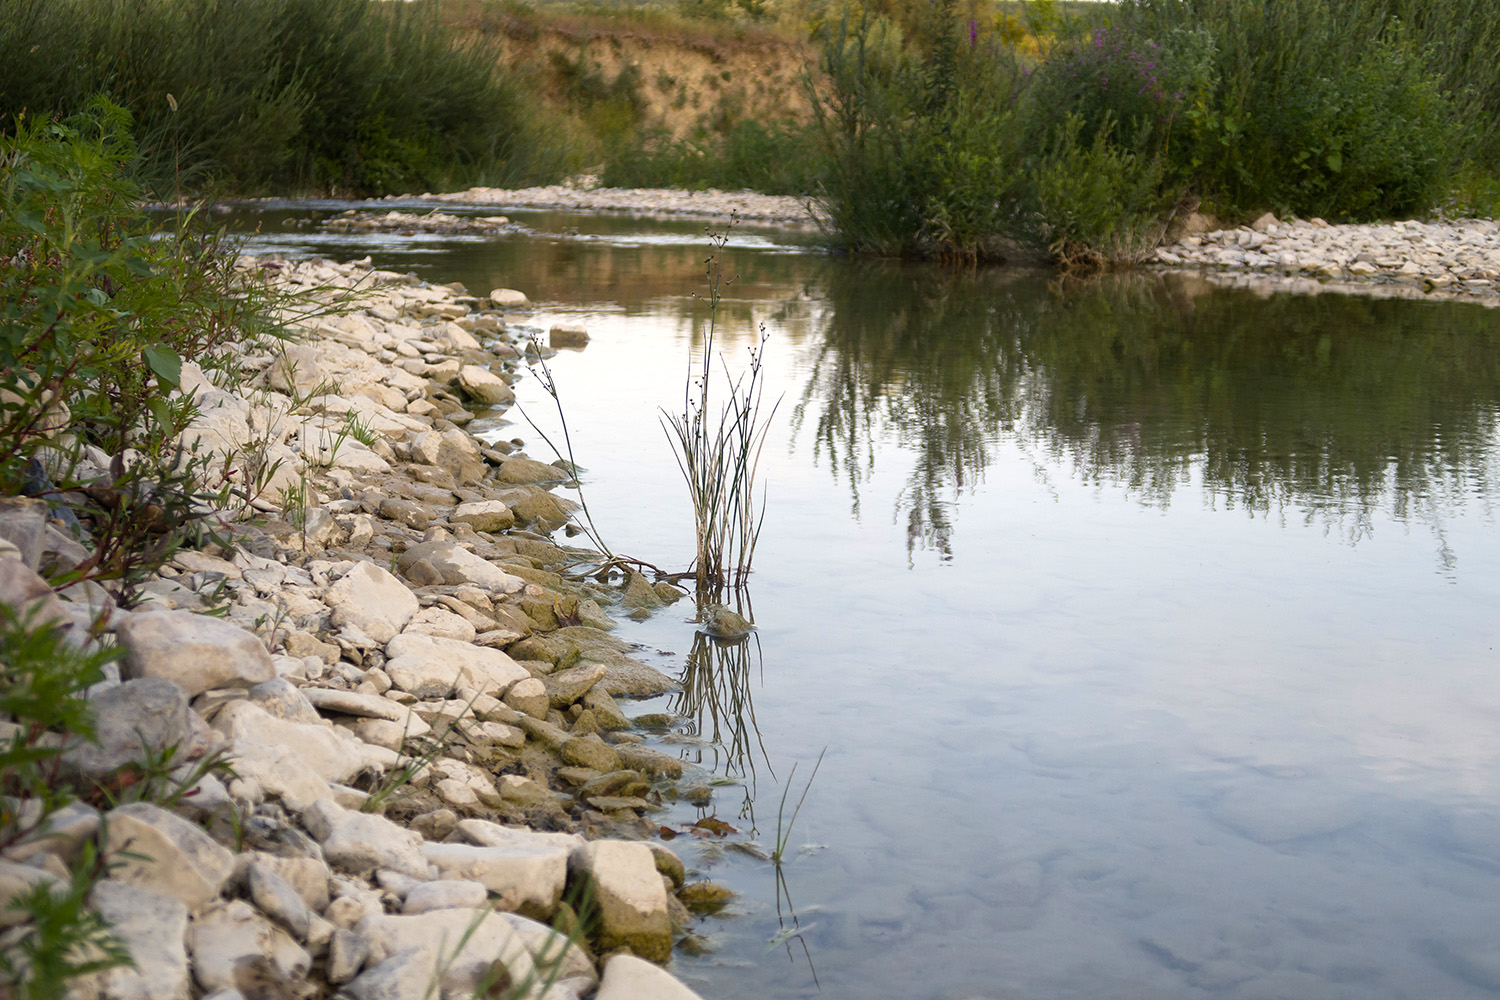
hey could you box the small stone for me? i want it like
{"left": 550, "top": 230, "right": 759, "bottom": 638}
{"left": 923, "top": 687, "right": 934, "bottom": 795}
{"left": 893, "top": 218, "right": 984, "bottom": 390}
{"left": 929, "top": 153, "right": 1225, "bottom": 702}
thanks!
{"left": 490, "top": 288, "right": 529, "bottom": 308}
{"left": 402, "top": 879, "right": 489, "bottom": 914}
{"left": 451, "top": 500, "right": 514, "bottom": 533}
{"left": 568, "top": 841, "right": 672, "bottom": 961}
{"left": 327, "top": 928, "right": 370, "bottom": 985}
{"left": 549, "top": 323, "right": 590, "bottom": 349}
{"left": 560, "top": 734, "right": 622, "bottom": 773}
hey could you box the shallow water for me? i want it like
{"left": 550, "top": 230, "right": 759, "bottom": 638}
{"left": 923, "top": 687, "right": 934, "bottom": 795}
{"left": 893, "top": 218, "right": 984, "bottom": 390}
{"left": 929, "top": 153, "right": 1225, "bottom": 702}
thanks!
{"left": 235, "top": 204, "right": 1500, "bottom": 1000}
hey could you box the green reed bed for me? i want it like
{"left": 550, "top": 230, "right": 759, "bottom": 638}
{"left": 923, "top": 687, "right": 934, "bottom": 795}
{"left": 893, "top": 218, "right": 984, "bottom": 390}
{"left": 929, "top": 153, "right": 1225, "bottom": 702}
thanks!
{"left": 0, "top": 0, "right": 562, "bottom": 195}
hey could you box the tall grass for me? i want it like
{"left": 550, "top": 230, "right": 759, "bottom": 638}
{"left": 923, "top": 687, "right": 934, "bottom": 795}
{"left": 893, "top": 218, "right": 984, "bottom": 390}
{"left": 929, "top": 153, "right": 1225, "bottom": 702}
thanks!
{"left": 0, "top": 0, "right": 563, "bottom": 195}
{"left": 661, "top": 226, "right": 779, "bottom": 593}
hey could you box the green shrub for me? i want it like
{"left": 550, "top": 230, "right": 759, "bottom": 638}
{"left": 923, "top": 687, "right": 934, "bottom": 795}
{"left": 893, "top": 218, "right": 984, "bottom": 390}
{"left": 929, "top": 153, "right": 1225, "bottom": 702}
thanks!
{"left": 602, "top": 120, "right": 824, "bottom": 193}
{"left": 0, "top": 0, "right": 560, "bottom": 195}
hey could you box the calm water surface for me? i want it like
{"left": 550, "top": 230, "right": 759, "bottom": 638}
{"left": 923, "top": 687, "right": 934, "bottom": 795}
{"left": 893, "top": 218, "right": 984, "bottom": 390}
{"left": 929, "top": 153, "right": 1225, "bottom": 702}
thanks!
{"left": 235, "top": 203, "right": 1500, "bottom": 1000}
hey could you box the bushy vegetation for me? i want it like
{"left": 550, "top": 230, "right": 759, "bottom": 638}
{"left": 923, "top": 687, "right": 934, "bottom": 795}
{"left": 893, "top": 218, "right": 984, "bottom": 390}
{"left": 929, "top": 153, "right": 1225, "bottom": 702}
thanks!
{"left": 602, "top": 120, "right": 824, "bottom": 193}
{"left": 812, "top": 0, "right": 1498, "bottom": 265}
{"left": 0, "top": 100, "right": 268, "bottom": 601}
{"left": 1, "top": 101, "right": 277, "bottom": 1000}
{"left": 0, "top": 0, "right": 561, "bottom": 195}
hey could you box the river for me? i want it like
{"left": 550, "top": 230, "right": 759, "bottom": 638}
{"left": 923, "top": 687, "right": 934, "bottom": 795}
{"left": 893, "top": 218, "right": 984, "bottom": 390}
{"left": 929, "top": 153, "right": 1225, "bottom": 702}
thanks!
{"left": 234, "top": 201, "right": 1500, "bottom": 1000}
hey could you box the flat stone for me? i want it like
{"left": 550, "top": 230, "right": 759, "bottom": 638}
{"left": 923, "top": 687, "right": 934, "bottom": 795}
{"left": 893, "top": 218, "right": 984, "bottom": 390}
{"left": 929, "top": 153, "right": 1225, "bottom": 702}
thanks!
{"left": 457, "top": 365, "right": 515, "bottom": 405}
{"left": 490, "top": 288, "right": 529, "bottom": 308}
{"left": 116, "top": 610, "right": 273, "bottom": 697}
{"left": 300, "top": 687, "right": 410, "bottom": 722}
{"left": 503, "top": 676, "right": 549, "bottom": 719}
{"left": 396, "top": 540, "right": 523, "bottom": 594}
{"left": 215, "top": 701, "right": 368, "bottom": 786}
{"left": 105, "top": 802, "right": 235, "bottom": 911}
{"left": 402, "top": 879, "right": 489, "bottom": 914}
{"left": 496, "top": 458, "right": 567, "bottom": 485}
{"left": 351, "top": 909, "right": 535, "bottom": 999}
{"left": 247, "top": 676, "right": 322, "bottom": 724}
{"left": 377, "top": 497, "right": 430, "bottom": 530}
{"left": 549, "top": 323, "right": 590, "bottom": 348}
{"left": 560, "top": 734, "right": 621, "bottom": 773}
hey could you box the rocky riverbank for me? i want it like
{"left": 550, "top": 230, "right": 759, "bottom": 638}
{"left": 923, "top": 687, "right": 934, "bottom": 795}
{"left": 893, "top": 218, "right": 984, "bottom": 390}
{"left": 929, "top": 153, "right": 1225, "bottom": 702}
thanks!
{"left": 1153, "top": 213, "right": 1500, "bottom": 305}
{"left": 0, "top": 255, "right": 736, "bottom": 999}
{"left": 427, "top": 182, "right": 820, "bottom": 227}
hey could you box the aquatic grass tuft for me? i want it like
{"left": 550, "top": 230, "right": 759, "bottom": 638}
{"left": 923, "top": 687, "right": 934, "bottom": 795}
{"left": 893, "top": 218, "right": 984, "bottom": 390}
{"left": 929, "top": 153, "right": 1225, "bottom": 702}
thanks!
{"left": 662, "top": 221, "right": 781, "bottom": 594}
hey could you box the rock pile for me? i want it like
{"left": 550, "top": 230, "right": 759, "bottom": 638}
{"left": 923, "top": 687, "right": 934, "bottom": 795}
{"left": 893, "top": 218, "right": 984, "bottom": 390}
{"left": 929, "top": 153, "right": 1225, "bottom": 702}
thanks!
{"left": 0, "top": 254, "right": 728, "bottom": 999}
{"left": 1154, "top": 213, "right": 1500, "bottom": 305}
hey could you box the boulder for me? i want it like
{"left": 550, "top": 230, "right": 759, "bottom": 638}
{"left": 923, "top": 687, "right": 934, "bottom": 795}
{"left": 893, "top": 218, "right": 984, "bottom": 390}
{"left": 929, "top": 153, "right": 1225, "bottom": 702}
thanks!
{"left": 560, "top": 734, "right": 621, "bottom": 773}
{"left": 0, "top": 497, "right": 49, "bottom": 568}
{"left": 401, "top": 879, "right": 488, "bottom": 914}
{"left": 489, "top": 288, "right": 529, "bottom": 308}
{"left": 422, "top": 821, "right": 583, "bottom": 920}
{"left": 497, "top": 458, "right": 568, "bottom": 485}
{"left": 247, "top": 860, "right": 312, "bottom": 941}
{"left": 450, "top": 500, "right": 514, "bottom": 533}
{"left": 215, "top": 701, "right": 368, "bottom": 786}
{"left": 544, "top": 662, "right": 607, "bottom": 708}
{"left": 568, "top": 842, "right": 672, "bottom": 961}
{"left": 350, "top": 909, "right": 535, "bottom": 1000}
{"left": 115, "top": 610, "right": 273, "bottom": 696}
{"left": 548, "top": 323, "right": 590, "bottom": 349}
{"left": 104, "top": 802, "right": 235, "bottom": 911}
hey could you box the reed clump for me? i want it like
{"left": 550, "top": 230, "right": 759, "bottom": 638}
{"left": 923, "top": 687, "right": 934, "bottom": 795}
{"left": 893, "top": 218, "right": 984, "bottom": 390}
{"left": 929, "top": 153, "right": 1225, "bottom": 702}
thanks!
{"left": 662, "top": 224, "right": 779, "bottom": 593}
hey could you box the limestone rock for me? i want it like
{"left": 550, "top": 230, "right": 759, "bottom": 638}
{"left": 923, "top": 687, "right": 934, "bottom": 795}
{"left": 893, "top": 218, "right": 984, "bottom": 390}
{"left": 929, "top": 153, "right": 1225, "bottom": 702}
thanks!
{"left": 450, "top": 500, "right": 514, "bottom": 533}
{"left": 89, "top": 880, "right": 191, "bottom": 1000}
{"left": 324, "top": 562, "right": 420, "bottom": 640}
{"left": 402, "top": 879, "right": 488, "bottom": 914}
{"left": 544, "top": 662, "right": 607, "bottom": 708}
{"left": 396, "top": 540, "right": 523, "bottom": 594}
{"left": 352, "top": 909, "right": 536, "bottom": 999}
{"left": 503, "top": 676, "right": 549, "bottom": 719}
{"left": 116, "top": 610, "right": 273, "bottom": 697}
{"left": 63, "top": 678, "right": 199, "bottom": 780}
{"left": 0, "top": 553, "right": 77, "bottom": 636}
{"left": 104, "top": 802, "right": 235, "bottom": 911}
{"left": 302, "top": 798, "right": 430, "bottom": 879}
{"left": 248, "top": 860, "right": 312, "bottom": 941}
{"left": 560, "top": 734, "right": 621, "bottom": 773}
{"left": 569, "top": 841, "right": 672, "bottom": 961}
{"left": 548, "top": 323, "right": 590, "bottom": 349}
{"left": 595, "top": 953, "right": 706, "bottom": 1000}
{"left": 0, "top": 497, "right": 49, "bottom": 568}
{"left": 457, "top": 365, "right": 515, "bottom": 406}
{"left": 188, "top": 899, "right": 311, "bottom": 994}
{"left": 489, "top": 288, "right": 529, "bottom": 308}
{"left": 497, "top": 458, "right": 567, "bottom": 485}
{"left": 215, "top": 701, "right": 368, "bottom": 786}
{"left": 384, "top": 632, "right": 528, "bottom": 699}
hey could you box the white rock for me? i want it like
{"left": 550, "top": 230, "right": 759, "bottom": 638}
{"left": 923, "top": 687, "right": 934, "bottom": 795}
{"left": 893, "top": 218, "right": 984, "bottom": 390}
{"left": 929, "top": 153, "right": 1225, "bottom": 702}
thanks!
{"left": 384, "top": 633, "right": 528, "bottom": 699}
{"left": 595, "top": 953, "right": 707, "bottom": 1000}
{"left": 450, "top": 500, "right": 513, "bottom": 533}
{"left": 88, "top": 880, "right": 190, "bottom": 1000}
{"left": 188, "top": 899, "right": 311, "bottom": 994}
{"left": 498, "top": 912, "right": 598, "bottom": 993}
{"left": 353, "top": 909, "right": 536, "bottom": 998}
{"left": 457, "top": 365, "right": 515, "bottom": 406}
{"left": 302, "top": 798, "right": 430, "bottom": 879}
{"left": 116, "top": 610, "right": 273, "bottom": 697}
{"left": 0, "top": 861, "right": 61, "bottom": 928}
{"left": 402, "top": 879, "right": 489, "bottom": 914}
{"left": 421, "top": 823, "right": 581, "bottom": 921}
{"left": 490, "top": 288, "right": 529, "bottom": 308}
{"left": 568, "top": 841, "right": 671, "bottom": 961}
{"left": 402, "top": 606, "right": 477, "bottom": 643}
{"left": 104, "top": 802, "right": 235, "bottom": 911}
{"left": 215, "top": 701, "right": 367, "bottom": 786}
{"left": 324, "top": 562, "right": 420, "bottom": 639}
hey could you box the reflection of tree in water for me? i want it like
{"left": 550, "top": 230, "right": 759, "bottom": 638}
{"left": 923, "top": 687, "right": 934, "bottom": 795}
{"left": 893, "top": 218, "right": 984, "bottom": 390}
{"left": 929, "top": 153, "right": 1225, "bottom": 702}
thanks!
{"left": 795, "top": 264, "right": 1500, "bottom": 563}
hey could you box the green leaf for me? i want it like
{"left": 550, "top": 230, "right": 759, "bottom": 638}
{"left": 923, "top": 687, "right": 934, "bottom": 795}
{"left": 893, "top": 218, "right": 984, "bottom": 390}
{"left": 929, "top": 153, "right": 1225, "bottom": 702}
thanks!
{"left": 142, "top": 345, "right": 182, "bottom": 389}
{"left": 147, "top": 397, "right": 174, "bottom": 431}
{"left": 1326, "top": 151, "right": 1343, "bottom": 173}
{"left": 84, "top": 287, "right": 109, "bottom": 307}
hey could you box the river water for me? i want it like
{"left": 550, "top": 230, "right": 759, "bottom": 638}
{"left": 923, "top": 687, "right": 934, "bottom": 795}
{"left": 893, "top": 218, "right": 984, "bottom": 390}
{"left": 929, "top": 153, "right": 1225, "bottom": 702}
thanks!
{"left": 235, "top": 203, "right": 1500, "bottom": 1000}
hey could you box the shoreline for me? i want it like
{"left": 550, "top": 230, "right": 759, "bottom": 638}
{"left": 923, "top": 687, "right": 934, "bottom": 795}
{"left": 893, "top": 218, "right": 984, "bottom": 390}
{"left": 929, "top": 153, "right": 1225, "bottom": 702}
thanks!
{"left": 424, "top": 184, "right": 1500, "bottom": 304}
{"left": 2, "top": 254, "right": 729, "bottom": 998}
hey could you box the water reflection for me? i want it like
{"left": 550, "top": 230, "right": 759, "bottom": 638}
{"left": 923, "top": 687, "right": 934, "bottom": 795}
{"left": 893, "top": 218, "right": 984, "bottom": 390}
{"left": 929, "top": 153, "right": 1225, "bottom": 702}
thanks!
{"left": 796, "top": 265, "right": 1500, "bottom": 563}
